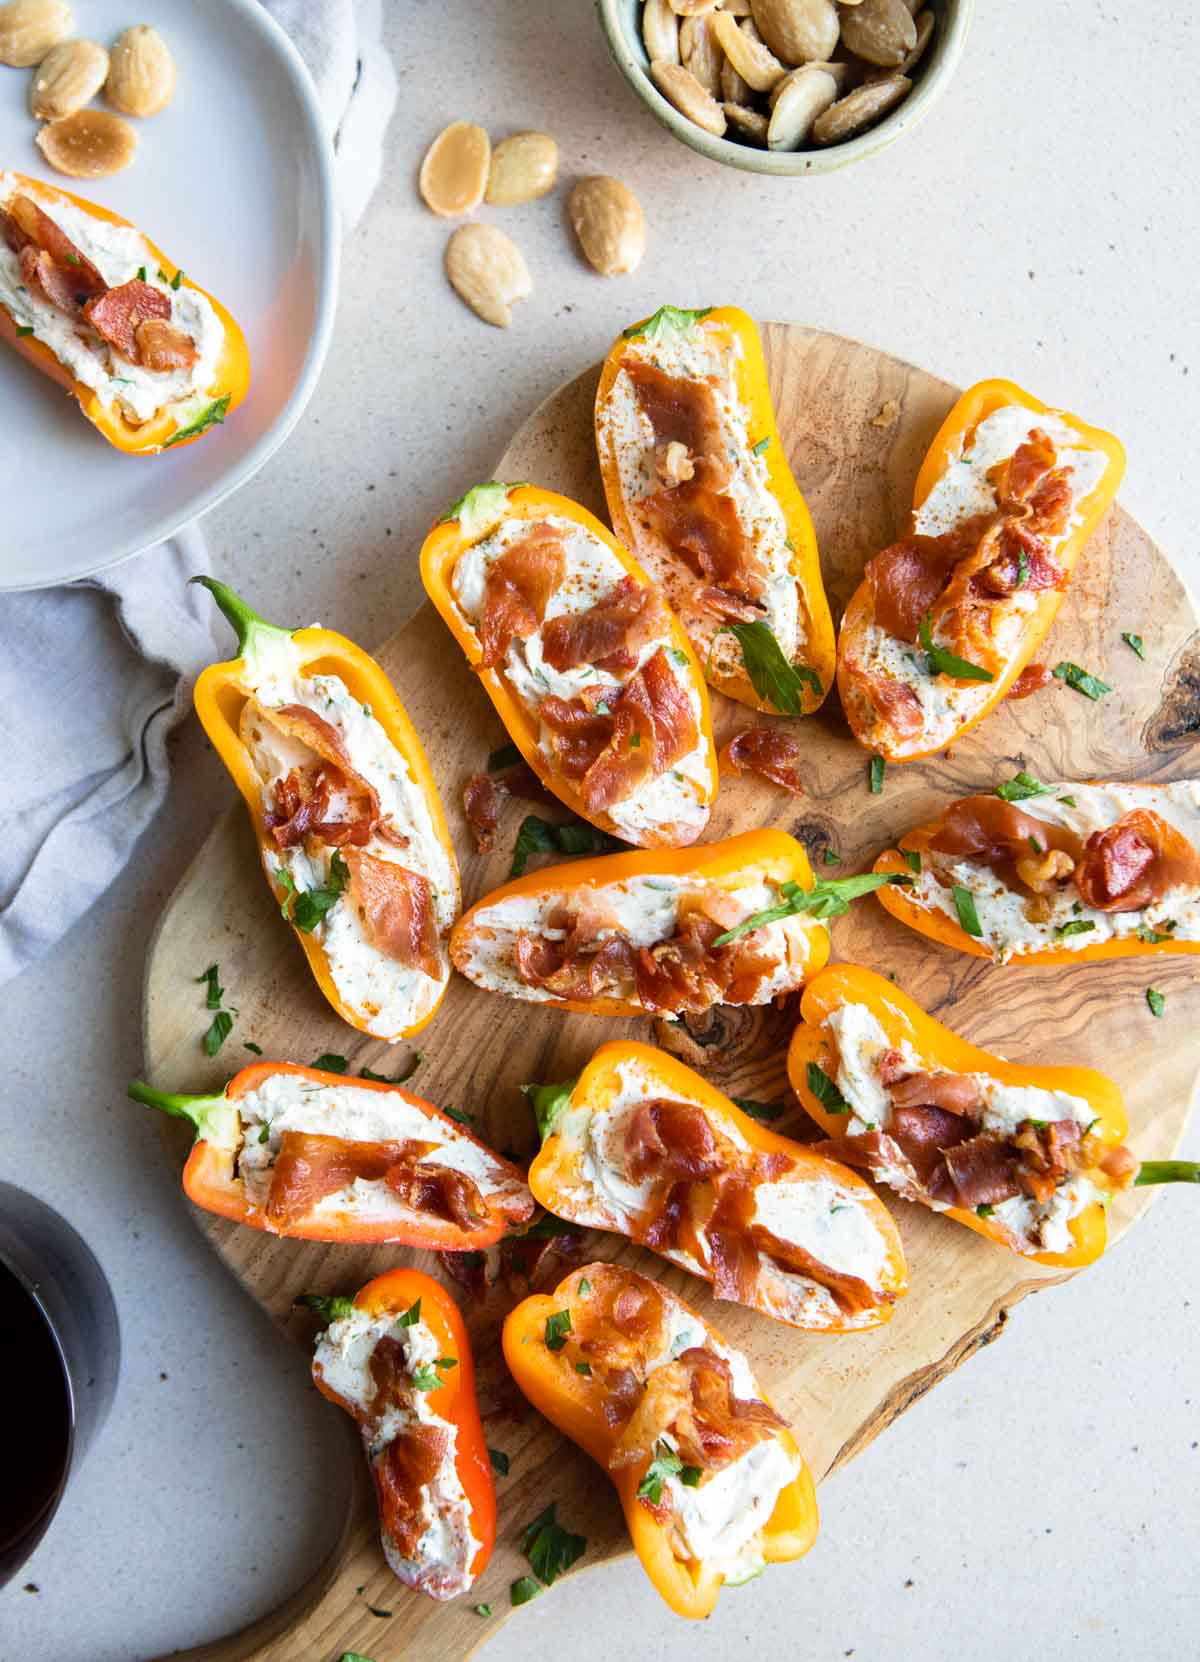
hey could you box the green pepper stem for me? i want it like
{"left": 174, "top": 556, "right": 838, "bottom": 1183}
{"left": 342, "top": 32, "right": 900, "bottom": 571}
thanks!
{"left": 127, "top": 1080, "right": 234, "bottom": 1147}
{"left": 1133, "top": 1160, "right": 1200, "bottom": 1187}
{"left": 189, "top": 575, "right": 295, "bottom": 657}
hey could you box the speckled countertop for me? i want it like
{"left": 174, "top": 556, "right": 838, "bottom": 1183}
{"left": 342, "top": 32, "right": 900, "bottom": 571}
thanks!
{"left": 3, "top": 2, "right": 1199, "bottom": 1659}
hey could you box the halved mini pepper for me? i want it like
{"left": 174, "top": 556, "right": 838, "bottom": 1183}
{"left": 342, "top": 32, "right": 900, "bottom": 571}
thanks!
{"left": 787, "top": 965, "right": 1183, "bottom": 1267}
{"left": 837, "top": 378, "right": 1125, "bottom": 761}
{"left": 527, "top": 1039, "right": 908, "bottom": 1331}
{"left": 128, "top": 1060, "right": 534, "bottom": 1246}
{"left": 310, "top": 1269, "right": 495, "bottom": 1600}
{"left": 450, "top": 829, "right": 831, "bottom": 1017}
{"left": 503, "top": 1262, "right": 818, "bottom": 1618}
{"left": 193, "top": 577, "right": 460, "bottom": 1038}
{"left": 420, "top": 480, "right": 718, "bottom": 848}
{"left": 595, "top": 304, "right": 834, "bottom": 715}
{"left": 872, "top": 779, "right": 1200, "bottom": 965}
{"left": 0, "top": 172, "right": 249, "bottom": 453}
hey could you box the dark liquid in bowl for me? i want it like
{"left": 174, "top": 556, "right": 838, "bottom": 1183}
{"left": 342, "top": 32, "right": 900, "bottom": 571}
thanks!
{"left": 0, "top": 1260, "right": 71, "bottom": 1556}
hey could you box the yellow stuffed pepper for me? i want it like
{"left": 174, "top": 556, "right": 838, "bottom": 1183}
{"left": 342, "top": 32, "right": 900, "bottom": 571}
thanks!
{"left": 0, "top": 171, "right": 249, "bottom": 453}
{"left": 837, "top": 378, "right": 1124, "bottom": 760}
{"left": 420, "top": 480, "right": 717, "bottom": 848}
{"left": 594, "top": 304, "right": 833, "bottom": 716}
{"left": 503, "top": 1262, "right": 818, "bottom": 1618}
{"left": 192, "top": 577, "right": 459, "bottom": 1039}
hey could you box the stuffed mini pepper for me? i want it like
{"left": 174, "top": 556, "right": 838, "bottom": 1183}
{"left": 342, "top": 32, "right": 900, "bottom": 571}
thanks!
{"left": 0, "top": 171, "right": 248, "bottom": 452}
{"left": 787, "top": 965, "right": 1147, "bottom": 1265}
{"left": 503, "top": 1263, "right": 817, "bottom": 1617}
{"left": 193, "top": 578, "right": 460, "bottom": 1038}
{"left": 526, "top": 1042, "right": 907, "bottom": 1331}
{"left": 310, "top": 1270, "right": 495, "bottom": 1599}
{"left": 873, "top": 775, "right": 1200, "bottom": 964}
{"left": 594, "top": 305, "right": 833, "bottom": 716}
{"left": 421, "top": 481, "right": 717, "bottom": 848}
{"left": 837, "top": 378, "right": 1124, "bottom": 760}
{"left": 129, "top": 1060, "right": 533, "bottom": 1245}
{"left": 450, "top": 830, "right": 832, "bottom": 1016}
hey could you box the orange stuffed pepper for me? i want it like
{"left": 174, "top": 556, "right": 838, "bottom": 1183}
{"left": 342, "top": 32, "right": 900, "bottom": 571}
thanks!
{"left": 0, "top": 171, "right": 249, "bottom": 452}
{"left": 525, "top": 1041, "right": 907, "bottom": 1331}
{"left": 594, "top": 304, "right": 833, "bottom": 716}
{"left": 310, "top": 1270, "right": 495, "bottom": 1600}
{"left": 193, "top": 577, "right": 460, "bottom": 1039}
{"left": 503, "top": 1263, "right": 818, "bottom": 1618}
{"left": 421, "top": 481, "right": 717, "bottom": 848}
{"left": 450, "top": 830, "right": 832, "bottom": 1017}
{"left": 837, "top": 378, "right": 1124, "bottom": 761}
{"left": 787, "top": 965, "right": 1145, "bottom": 1266}
{"left": 873, "top": 774, "right": 1200, "bottom": 965}
{"left": 128, "top": 1060, "right": 533, "bottom": 1246}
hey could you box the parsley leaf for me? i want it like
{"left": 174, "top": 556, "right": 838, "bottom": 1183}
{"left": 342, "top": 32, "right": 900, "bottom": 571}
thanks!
{"left": 488, "top": 1447, "right": 510, "bottom": 1476}
{"left": 360, "top": 1052, "right": 422, "bottom": 1084}
{"left": 806, "top": 1061, "right": 851, "bottom": 1115}
{"left": 575, "top": 1361, "right": 592, "bottom": 1375}
{"left": 995, "top": 770, "right": 1053, "bottom": 802}
{"left": 519, "top": 1502, "right": 586, "bottom": 1586}
{"left": 751, "top": 435, "right": 770, "bottom": 456}
{"left": 294, "top": 1292, "right": 355, "bottom": 1324}
{"left": 1053, "top": 661, "right": 1112, "bottom": 701}
{"left": 903, "top": 848, "right": 922, "bottom": 873}
{"left": 170, "top": 268, "right": 184, "bottom": 290}
{"left": 202, "top": 1011, "right": 232, "bottom": 1056}
{"left": 952, "top": 885, "right": 983, "bottom": 937}
{"left": 1135, "top": 920, "right": 1177, "bottom": 944}
{"left": 474, "top": 1604, "right": 492, "bottom": 1617}
{"left": 136, "top": 264, "right": 147, "bottom": 282}
{"left": 730, "top": 1096, "right": 785, "bottom": 1122}
{"left": 311, "top": 1052, "right": 348, "bottom": 1073}
{"left": 521, "top": 1077, "right": 578, "bottom": 1141}
{"left": 637, "top": 1439, "right": 683, "bottom": 1505}
{"left": 822, "top": 847, "right": 842, "bottom": 866}
{"left": 711, "top": 872, "right": 911, "bottom": 945}
{"left": 1147, "top": 987, "right": 1166, "bottom": 1018}
{"left": 511, "top": 1576, "right": 542, "bottom": 1605}
{"left": 394, "top": 1298, "right": 421, "bottom": 1328}
{"left": 919, "top": 611, "right": 994, "bottom": 682}
{"left": 869, "top": 755, "right": 885, "bottom": 794}
{"left": 409, "top": 1364, "right": 442, "bottom": 1392}
{"left": 976, "top": 1203, "right": 995, "bottom": 1218}
{"left": 722, "top": 620, "right": 821, "bottom": 714}
{"left": 1015, "top": 549, "right": 1029, "bottom": 588}
{"left": 487, "top": 741, "right": 522, "bottom": 772}
{"left": 243, "top": 1040, "right": 263, "bottom": 1055}
{"left": 15, "top": 324, "right": 33, "bottom": 337}
{"left": 544, "top": 1310, "right": 572, "bottom": 1351}
{"left": 1121, "top": 632, "right": 1146, "bottom": 659}
{"left": 196, "top": 962, "right": 223, "bottom": 1008}
{"left": 1055, "top": 920, "right": 1096, "bottom": 938}
{"left": 510, "top": 815, "right": 624, "bottom": 878}
{"left": 289, "top": 851, "right": 350, "bottom": 932}
{"left": 441, "top": 1105, "right": 475, "bottom": 1125}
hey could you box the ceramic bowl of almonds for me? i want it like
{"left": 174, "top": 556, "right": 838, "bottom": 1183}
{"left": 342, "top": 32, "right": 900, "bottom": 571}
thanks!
{"left": 597, "top": 0, "right": 972, "bottom": 174}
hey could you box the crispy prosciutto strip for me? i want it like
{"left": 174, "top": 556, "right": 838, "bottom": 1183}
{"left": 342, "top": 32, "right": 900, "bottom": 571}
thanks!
{"left": 343, "top": 849, "right": 442, "bottom": 978}
{"left": 579, "top": 648, "right": 699, "bottom": 814}
{"left": 461, "top": 762, "right": 547, "bottom": 853}
{"left": 624, "top": 357, "right": 727, "bottom": 470}
{"left": 540, "top": 575, "right": 669, "bottom": 674}
{"left": 84, "top": 279, "right": 173, "bottom": 360}
{"left": 478, "top": 522, "right": 565, "bottom": 669}
{"left": 385, "top": 1161, "right": 488, "bottom": 1230}
{"left": 1007, "top": 661, "right": 1056, "bottom": 699}
{"left": 640, "top": 460, "right": 758, "bottom": 596}
{"left": 720, "top": 726, "right": 805, "bottom": 796}
{"left": 1073, "top": 808, "right": 1200, "bottom": 912}
{"left": 258, "top": 702, "right": 382, "bottom": 848}
{"left": 624, "top": 1099, "right": 729, "bottom": 1182}
{"left": 135, "top": 316, "right": 199, "bottom": 372}
{"left": 695, "top": 585, "right": 765, "bottom": 624}
{"left": 610, "top": 1344, "right": 785, "bottom": 1485}
{"left": 265, "top": 1132, "right": 429, "bottom": 1228}
{"left": 928, "top": 793, "right": 1080, "bottom": 869}
{"left": 18, "top": 244, "right": 88, "bottom": 314}
{"left": 5, "top": 193, "right": 105, "bottom": 293}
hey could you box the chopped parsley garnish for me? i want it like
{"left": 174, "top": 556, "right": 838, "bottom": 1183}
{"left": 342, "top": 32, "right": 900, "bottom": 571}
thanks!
{"left": 488, "top": 1447, "right": 510, "bottom": 1476}
{"left": 952, "top": 884, "right": 983, "bottom": 937}
{"left": 716, "top": 620, "right": 821, "bottom": 715}
{"left": 976, "top": 1203, "right": 995, "bottom": 1218}
{"left": 1055, "top": 920, "right": 1096, "bottom": 938}
{"left": 487, "top": 740, "right": 522, "bottom": 772}
{"left": 519, "top": 1501, "right": 586, "bottom": 1586}
{"left": 995, "top": 770, "right": 1053, "bottom": 802}
{"left": 171, "top": 268, "right": 184, "bottom": 290}
{"left": 578, "top": 1277, "right": 592, "bottom": 1297}
{"left": 919, "top": 611, "right": 994, "bottom": 682}
{"left": 510, "top": 814, "right": 625, "bottom": 878}
{"left": 275, "top": 867, "right": 296, "bottom": 917}
{"left": 751, "top": 435, "right": 770, "bottom": 456}
{"left": 157, "top": 267, "right": 169, "bottom": 282}
{"left": 575, "top": 1361, "right": 592, "bottom": 1376}
{"left": 196, "top": 962, "right": 223, "bottom": 1008}
{"left": 1059, "top": 794, "right": 1077, "bottom": 807}
{"left": 1053, "top": 661, "right": 1111, "bottom": 701}
{"left": 474, "top": 1604, "right": 492, "bottom": 1617}
{"left": 360, "top": 1052, "right": 423, "bottom": 1084}
{"left": 669, "top": 646, "right": 689, "bottom": 666}
{"left": 1146, "top": 987, "right": 1166, "bottom": 1018}
{"left": 544, "top": 1310, "right": 572, "bottom": 1351}
{"left": 441, "top": 1105, "right": 475, "bottom": 1125}
{"left": 311, "top": 1052, "right": 348, "bottom": 1073}
{"left": 15, "top": 324, "right": 33, "bottom": 337}
{"left": 520, "top": 1213, "right": 584, "bottom": 1241}
{"left": 1015, "top": 549, "right": 1029, "bottom": 588}
{"left": 869, "top": 755, "right": 885, "bottom": 794}
{"left": 511, "top": 1576, "right": 542, "bottom": 1605}
{"left": 63, "top": 252, "right": 81, "bottom": 266}
{"left": 1028, "top": 834, "right": 1045, "bottom": 854}
{"left": 731, "top": 1095, "right": 786, "bottom": 1122}
{"left": 637, "top": 1439, "right": 688, "bottom": 1505}
{"left": 364, "top": 1604, "right": 391, "bottom": 1619}
{"left": 806, "top": 1061, "right": 851, "bottom": 1115}
{"left": 711, "top": 872, "right": 911, "bottom": 945}
{"left": 394, "top": 1298, "right": 421, "bottom": 1328}
{"left": 521, "top": 1077, "right": 578, "bottom": 1141}
{"left": 257, "top": 1124, "right": 269, "bottom": 1144}
{"left": 1135, "top": 920, "right": 1177, "bottom": 944}
{"left": 822, "top": 847, "right": 842, "bottom": 866}
{"left": 136, "top": 265, "right": 147, "bottom": 281}
{"left": 1121, "top": 632, "right": 1146, "bottom": 659}
{"left": 202, "top": 1010, "right": 232, "bottom": 1056}
{"left": 903, "top": 849, "right": 922, "bottom": 873}
{"left": 436, "top": 1356, "right": 457, "bottom": 1371}
{"left": 294, "top": 1292, "right": 355, "bottom": 1324}
{"left": 243, "top": 1041, "right": 263, "bottom": 1055}
{"left": 288, "top": 851, "right": 350, "bottom": 932}
{"left": 409, "top": 1365, "right": 441, "bottom": 1392}
{"left": 629, "top": 731, "right": 641, "bottom": 748}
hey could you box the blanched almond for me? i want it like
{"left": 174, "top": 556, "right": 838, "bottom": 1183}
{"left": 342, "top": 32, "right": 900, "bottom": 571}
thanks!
{"left": 0, "top": 0, "right": 70, "bottom": 67}
{"left": 444, "top": 223, "right": 531, "bottom": 327}
{"left": 36, "top": 108, "right": 137, "bottom": 176}
{"left": 720, "top": 53, "right": 752, "bottom": 102}
{"left": 751, "top": 0, "right": 838, "bottom": 65}
{"left": 812, "top": 72, "right": 910, "bottom": 142}
{"left": 419, "top": 121, "right": 490, "bottom": 217}
{"left": 651, "top": 58, "right": 726, "bottom": 134}
{"left": 710, "top": 9, "right": 784, "bottom": 91}
{"left": 900, "top": 7, "right": 934, "bottom": 72}
{"left": 486, "top": 131, "right": 557, "bottom": 205}
{"left": 667, "top": 0, "right": 718, "bottom": 12}
{"left": 106, "top": 24, "right": 175, "bottom": 118}
{"left": 837, "top": 0, "right": 916, "bottom": 67}
{"left": 769, "top": 56, "right": 846, "bottom": 105}
{"left": 568, "top": 175, "right": 645, "bottom": 277}
{"left": 642, "top": 0, "right": 680, "bottom": 63}
{"left": 723, "top": 101, "right": 768, "bottom": 142}
{"left": 767, "top": 64, "right": 838, "bottom": 147}
{"left": 680, "top": 14, "right": 722, "bottom": 97}
{"left": 30, "top": 38, "right": 108, "bottom": 119}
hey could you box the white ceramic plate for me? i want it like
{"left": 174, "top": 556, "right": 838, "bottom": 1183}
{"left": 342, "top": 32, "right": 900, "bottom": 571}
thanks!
{"left": 0, "top": 0, "right": 338, "bottom": 590}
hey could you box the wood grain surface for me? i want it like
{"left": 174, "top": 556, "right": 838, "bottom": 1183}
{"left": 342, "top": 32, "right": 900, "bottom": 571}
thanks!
{"left": 141, "top": 324, "right": 1200, "bottom": 1662}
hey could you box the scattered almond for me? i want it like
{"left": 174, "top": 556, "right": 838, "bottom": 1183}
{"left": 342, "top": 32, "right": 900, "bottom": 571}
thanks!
{"left": 0, "top": 0, "right": 70, "bottom": 67}
{"left": 668, "top": 0, "right": 719, "bottom": 13}
{"left": 486, "top": 131, "right": 557, "bottom": 206}
{"left": 710, "top": 9, "right": 785, "bottom": 93}
{"left": 723, "top": 101, "right": 768, "bottom": 142}
{"left": 680, "top": 13, "right": 722, "bottom": 96}
{"left": 751, "top": 0, "right": 838, "bottom": 66}
{"left": 419, "top": 121, "right": 490, "bottom": 217}
{"left": 30, "top": 37, "right": 107, "bottom": 119}
{"left": 568, "top": 175, "right": 645, "bottom": 278}
{"left": 720, "top": 53, "right": 752, "bottom": 103}
{"left": 444, "top": 223, "right": 531, "bottom": 327}
{"left": 106, "top": 24, "right": 175, "bottom": 117}
{"left": 35, "top": 107, "right": 137, "bottom": 176}
{"left": 767, "top": 63, "right": 839, "bottom": 148}
{"left": 812, "top": 72, "right": 909, "bottom": 142}
{"left": 642, "top": 0, "right": 680, "bottom": 63}
{"left": 900, "top": 7, "right": 934, "bottom": 72}
{"left": 837, "top": 0, "right": 915, "bottom": 67}
{"left": 651, "top": 58, "right": 726, "bottom": 135}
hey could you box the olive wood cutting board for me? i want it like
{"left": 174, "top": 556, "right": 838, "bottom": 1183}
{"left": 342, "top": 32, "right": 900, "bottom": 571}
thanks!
{"left": 141, "top": 324, "right": 1200, "bottom": 1662}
